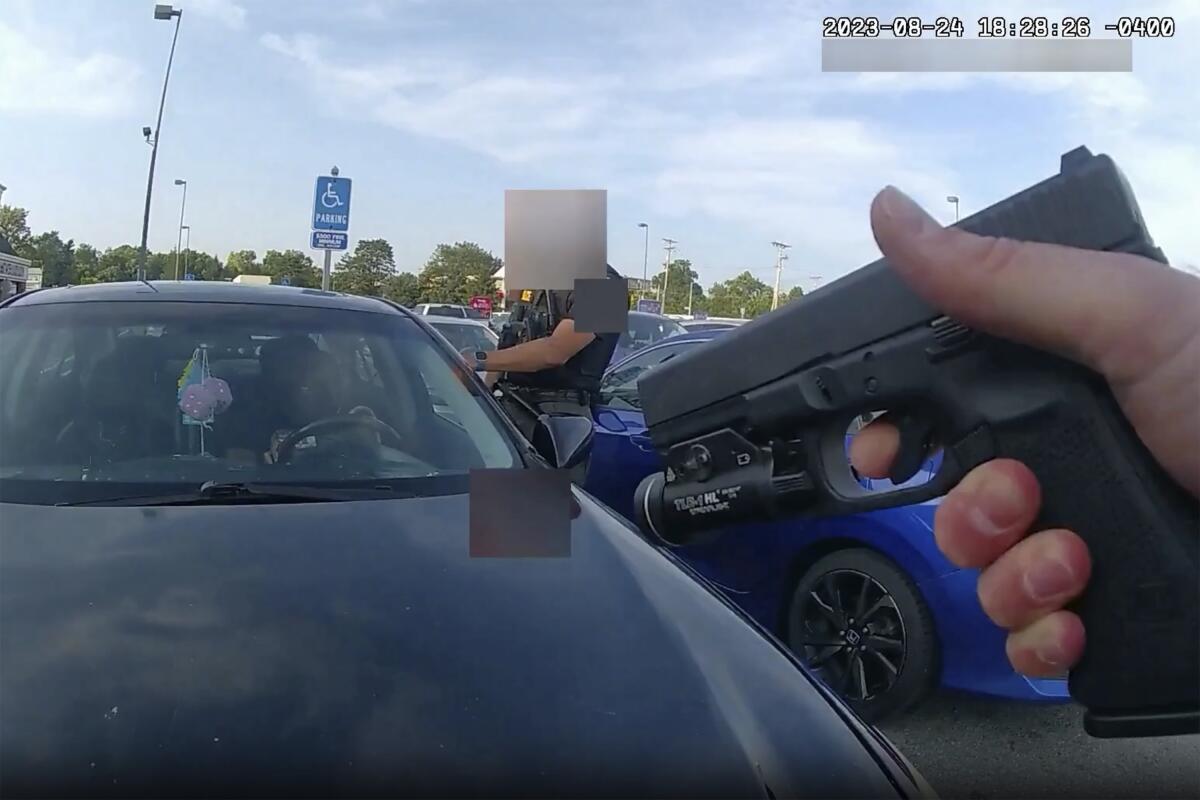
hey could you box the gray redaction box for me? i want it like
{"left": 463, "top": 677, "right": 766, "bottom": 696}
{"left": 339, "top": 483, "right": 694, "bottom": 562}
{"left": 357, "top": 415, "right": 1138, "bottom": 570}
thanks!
{"left": 505, "top": 190, "right": 607, "bottom": 292}
{"left": 469, "top": 468, "right": 571, "bottom": 558}
{"left": 572, "top": 277, "right": 628, "bottom": 334}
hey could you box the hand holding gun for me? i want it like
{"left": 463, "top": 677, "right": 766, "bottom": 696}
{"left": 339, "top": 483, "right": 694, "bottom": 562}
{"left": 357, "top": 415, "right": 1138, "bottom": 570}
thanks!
{"left": 632, "top": 147, "right": 1200, "bottom": 739}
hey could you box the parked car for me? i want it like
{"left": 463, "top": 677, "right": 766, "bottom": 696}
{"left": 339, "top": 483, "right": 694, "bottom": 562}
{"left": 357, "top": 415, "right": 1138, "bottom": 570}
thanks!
{"left": 585, "top": 332, "right": 1070, "bottom": 722}
{"left": 611, "top": 310, "right": 688, "bottom": 365}
{"left": 680, "top": 319, "right": 743, "bottom": 333}
{"left": 488, "top": 310, "right": 511, "bottom": 334}
{"left": 413, "top": 302, "right": 488, "bottom": 321}
{"left": 425, "top": 316, "right": 499, "bottom": 360}
{"left": 0, "top": 282, "right": 932, "bottom": 798}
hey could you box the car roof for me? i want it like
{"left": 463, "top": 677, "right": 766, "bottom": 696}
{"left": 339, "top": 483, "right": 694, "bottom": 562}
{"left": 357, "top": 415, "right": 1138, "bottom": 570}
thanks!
{"left": 426, "top": 316, "right": 494, "bottom": 328}
{"left": 606, "top": 331, "right": 713, "bottom": 372}
{"left": 3, "top": 281, "right": 407, "bottom": 316}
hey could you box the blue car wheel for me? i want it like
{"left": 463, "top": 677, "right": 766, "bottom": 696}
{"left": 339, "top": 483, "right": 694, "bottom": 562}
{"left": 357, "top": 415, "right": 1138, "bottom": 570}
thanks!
{"left": 787, "top": 548, "right": 939, "bottom": 723}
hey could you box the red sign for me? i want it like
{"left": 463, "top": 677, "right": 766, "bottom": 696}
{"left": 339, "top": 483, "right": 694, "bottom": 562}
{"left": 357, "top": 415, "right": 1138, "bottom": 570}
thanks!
{"left": 469, "top": 295, "right": 493, "bottom": 315}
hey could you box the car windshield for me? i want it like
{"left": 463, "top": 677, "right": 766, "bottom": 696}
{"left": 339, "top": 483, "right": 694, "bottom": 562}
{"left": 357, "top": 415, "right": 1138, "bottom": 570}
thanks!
{"left": 0, "top": 300, "right": 519, "bottom": 505}
{"left": 426, "top": 305, "right": 464, "bottom": 317}
{"left": 428, "top": 320, "right": 498, "bottom": 352}
{"left": 464, "top": 307, "right": 486, "bottom": 320}
{"left": 617, "top": 314, "right": 687, "bottom": 352}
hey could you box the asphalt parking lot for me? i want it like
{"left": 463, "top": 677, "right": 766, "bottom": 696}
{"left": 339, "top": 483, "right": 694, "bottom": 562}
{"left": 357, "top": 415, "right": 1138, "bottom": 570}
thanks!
{"left": 880, "top": 692, "right": 1200, "bottom": 799}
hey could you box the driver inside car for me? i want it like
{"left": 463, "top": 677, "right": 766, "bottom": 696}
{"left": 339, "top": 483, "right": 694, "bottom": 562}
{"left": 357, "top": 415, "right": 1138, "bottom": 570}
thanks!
{"left": 225, "top": 335, "right": 381, "bottom": 465}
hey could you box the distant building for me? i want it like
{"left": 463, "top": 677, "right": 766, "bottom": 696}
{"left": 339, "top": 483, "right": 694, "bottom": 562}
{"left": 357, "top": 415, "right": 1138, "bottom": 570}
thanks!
{"left": 0, "top": 235, "right": 31, "bottom": 298}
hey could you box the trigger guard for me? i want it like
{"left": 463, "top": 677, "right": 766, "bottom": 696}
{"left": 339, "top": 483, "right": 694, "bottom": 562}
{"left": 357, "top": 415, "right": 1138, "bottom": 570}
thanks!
{"left": 887, "top": 412, "right": 937, "bottom": 485}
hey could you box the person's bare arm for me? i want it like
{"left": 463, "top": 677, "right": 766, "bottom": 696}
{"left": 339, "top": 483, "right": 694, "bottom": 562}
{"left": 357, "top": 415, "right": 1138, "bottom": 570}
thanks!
{"left": 479, "top": 319, "right": 595, "bottom": 373}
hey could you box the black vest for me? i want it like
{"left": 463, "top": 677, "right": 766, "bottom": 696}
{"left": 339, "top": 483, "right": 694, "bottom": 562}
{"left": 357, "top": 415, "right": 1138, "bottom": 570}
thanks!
{"left": 505, "top": 283, "right": 621, "bottom": 394}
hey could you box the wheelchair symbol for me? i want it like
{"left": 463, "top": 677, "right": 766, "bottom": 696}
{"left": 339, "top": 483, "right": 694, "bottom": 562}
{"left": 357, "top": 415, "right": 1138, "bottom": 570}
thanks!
{"left": 320, "top": 182, "right": 344, "bottom": 209}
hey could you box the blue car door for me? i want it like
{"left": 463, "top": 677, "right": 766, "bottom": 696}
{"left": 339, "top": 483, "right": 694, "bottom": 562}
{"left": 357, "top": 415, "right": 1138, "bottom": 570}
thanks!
{"left": 588, "top": 341, "right": 703, "bottom": 520}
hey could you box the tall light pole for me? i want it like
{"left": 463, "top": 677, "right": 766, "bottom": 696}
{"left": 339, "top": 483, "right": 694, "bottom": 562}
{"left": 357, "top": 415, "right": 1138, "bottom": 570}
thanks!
{"left": 946, "top": 195, "right": 959, "bottom": 223}
{"left": 137, "top": 4, "right": 184, "bottom": 282}
{"left": 173, "top": 178, "right": 187, "bottom": 280}
{"left": 659, "top": 238, "right": 677, "bottom": 309}
{"left": 770, "top": 241, "right": 791, "bottom": 310}
{"left": 0, "top": 183, "right": 7, "bottom": 204}
{"left": 637, "top": 222, "right": 649, "bottom": 298}
{"left": 182, "top": 225, "right": 191, "bottom": 277}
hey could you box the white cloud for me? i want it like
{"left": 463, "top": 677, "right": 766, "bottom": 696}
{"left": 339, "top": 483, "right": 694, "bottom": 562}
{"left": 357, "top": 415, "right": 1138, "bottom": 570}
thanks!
{"left": 653, "top": 117, "right": 958, "bottom": 273}
{"left": 185, "top": 0, "right": 247, "bottom": 30}
{"left": 258, "top": 0, "right": 1200, "bottom": 280}
{"left": 261, "top": 32, "right": 615, "bottom": 164}
{"left": 0, "top": 21, "right": 141, "bottom": 117}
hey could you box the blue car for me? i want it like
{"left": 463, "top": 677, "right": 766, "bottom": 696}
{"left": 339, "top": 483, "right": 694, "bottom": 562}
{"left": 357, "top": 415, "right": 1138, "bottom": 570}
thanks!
{"left": 610, "top": 310, "right": 689, "bottom": 367}
{"left": 585, "top": 332, "right": 1070, "bottom": 722}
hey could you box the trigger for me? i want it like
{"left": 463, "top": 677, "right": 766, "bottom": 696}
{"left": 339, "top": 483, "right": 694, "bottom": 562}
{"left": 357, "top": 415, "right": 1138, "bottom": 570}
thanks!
{"left": 887, "top": 412, "right": 937, "bottom": 485}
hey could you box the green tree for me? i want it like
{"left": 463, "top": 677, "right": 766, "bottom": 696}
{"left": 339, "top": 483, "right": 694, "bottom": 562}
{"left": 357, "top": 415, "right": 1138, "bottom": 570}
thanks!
{"left": 384, "top": 272, "right": 421, "bottom": 306}
{"left": 72, "top": 243, "right": 101, "bottom": 284}
{"left": 0, "top": 206, "right": 33, "bottom": 257}
{"left": 649, "top": 258, "right": 704, "bottom": 315}
{"left": 28, "top": 232, "right": 75, "bottom": 287}
{"left": 180, "top": 251, "right": 224, "bottom": 281}
{"left": 706, "top": 271, "right": 773, "bottom": 318}
{"left": 262, "top": 249, "right": 320, "bottom": 287}
{"left": 333, "top": 238, "right": 396, "bottom": 297}
{"left": 97, "top": 245, "right": 141, "bottom": 283}
{"left": 418, "top": 242, "right": 502, "bottom": 303}
{"left": 225, "top": 250, "right": 259, "bottom": 277}
{"left": 144, "top": 251, "right": 170, "bottom": 281}
{"left": 784, "top": 285, "right": 804, "bottom": 303}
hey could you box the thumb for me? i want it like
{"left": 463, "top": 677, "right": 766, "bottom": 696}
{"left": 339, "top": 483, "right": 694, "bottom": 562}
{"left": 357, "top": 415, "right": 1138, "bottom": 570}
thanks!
{"left": 869, "top": 186, "right": 1200, "bottom": 386}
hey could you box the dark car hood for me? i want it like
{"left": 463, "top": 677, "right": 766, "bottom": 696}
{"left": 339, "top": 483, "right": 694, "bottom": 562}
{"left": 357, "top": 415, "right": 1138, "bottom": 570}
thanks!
{"left": 0, "top": 492, "right": 917, "bottom": 799}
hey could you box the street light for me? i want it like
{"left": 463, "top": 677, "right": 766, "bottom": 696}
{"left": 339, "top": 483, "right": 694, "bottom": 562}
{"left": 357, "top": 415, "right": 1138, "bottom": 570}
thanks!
{"left": 173, "top": 178, "right": 187, "bottom": 280}
{"left": 637, "top": 222, "right": 649, "bottom": 295}
{"left": 946, "top": 195, "right": 960, "bottom": 223}
{"left": 181, "top": 225, "right": 191, "bottom": 278}
{"left": 136, "top": 4, "right": 184, "bottom": 282}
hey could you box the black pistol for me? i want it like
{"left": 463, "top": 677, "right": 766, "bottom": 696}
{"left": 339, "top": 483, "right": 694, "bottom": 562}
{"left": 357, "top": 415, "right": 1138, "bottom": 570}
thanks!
{"left": 632, "top": 146, "right": 1199, "bottom": 740}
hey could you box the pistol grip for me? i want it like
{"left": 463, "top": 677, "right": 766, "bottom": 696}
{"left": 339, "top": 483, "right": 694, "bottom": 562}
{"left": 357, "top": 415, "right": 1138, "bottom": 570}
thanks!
{"left": 988, "top": 361, "right": 1199, "bottom": 738}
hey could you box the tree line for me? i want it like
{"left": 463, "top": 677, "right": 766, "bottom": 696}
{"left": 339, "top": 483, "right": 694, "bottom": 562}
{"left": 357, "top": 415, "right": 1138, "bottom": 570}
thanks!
{"left": 0, "top": 204, "right": 803, "bottom": 317}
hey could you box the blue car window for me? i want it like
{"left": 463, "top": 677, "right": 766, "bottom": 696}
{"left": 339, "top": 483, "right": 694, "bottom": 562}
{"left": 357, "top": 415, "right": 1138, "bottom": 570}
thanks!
{"left": 599, "top": 342, "right": 696, "bottom": 410}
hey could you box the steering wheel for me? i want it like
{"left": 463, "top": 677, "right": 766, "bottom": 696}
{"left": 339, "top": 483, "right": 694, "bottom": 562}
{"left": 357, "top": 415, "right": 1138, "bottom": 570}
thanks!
{"left": 275, "top": 414, "right": 405, "bottom": 464}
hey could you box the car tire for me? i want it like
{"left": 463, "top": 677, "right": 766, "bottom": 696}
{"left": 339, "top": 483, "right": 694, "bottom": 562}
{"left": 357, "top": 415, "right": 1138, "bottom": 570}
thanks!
{"left": 786, "top": 548, "right": 938, "bottom": 723}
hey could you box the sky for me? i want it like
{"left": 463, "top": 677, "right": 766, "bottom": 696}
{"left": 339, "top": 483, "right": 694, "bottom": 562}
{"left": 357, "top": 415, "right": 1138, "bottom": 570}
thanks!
{"left": 2, "top": 0, "right": 1197, "bottom": 292}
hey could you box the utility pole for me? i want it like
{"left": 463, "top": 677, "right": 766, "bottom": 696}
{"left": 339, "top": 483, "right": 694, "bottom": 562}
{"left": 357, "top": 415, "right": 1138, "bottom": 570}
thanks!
{"left": 0, "top": 184, "right": 7, "bottom": 204}
{"left": 659, "top": 238, "right": 677, "bottom": 309}
{"left": 770, "top": 241, "right": 791, "bottom": 311}
{"left": 638, "top": 222, "right": 649, "bottom": 298}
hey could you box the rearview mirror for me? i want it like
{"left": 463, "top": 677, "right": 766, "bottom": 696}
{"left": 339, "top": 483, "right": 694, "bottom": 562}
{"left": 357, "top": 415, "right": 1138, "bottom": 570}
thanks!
{"left": 533, "top": 414, "right": 594, "bottom": 469}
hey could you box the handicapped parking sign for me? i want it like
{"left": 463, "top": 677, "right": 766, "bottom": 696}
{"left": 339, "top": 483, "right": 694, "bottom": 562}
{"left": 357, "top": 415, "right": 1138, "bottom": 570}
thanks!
{"left": 312, "top": 176, "right": 352, "bottom": 231}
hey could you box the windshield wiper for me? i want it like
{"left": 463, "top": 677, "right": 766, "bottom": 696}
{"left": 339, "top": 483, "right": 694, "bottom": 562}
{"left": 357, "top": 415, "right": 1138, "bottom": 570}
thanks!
{"left": 57, "top": 481, "right": 398, "bottom": 507}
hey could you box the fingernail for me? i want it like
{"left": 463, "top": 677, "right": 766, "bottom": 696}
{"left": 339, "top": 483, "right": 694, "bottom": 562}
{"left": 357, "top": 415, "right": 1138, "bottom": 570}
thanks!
{"left": 1035, "top": 639, "right": 1067, "bottom": 667}
{"left": 963, "top": 471, "right": 1026, "bottom": 536}
{"left": 1023, "top": 559, "right": 1076, "bottom": 603}
{"left": 878, "top": 186, "right": 938, "bottom": 238}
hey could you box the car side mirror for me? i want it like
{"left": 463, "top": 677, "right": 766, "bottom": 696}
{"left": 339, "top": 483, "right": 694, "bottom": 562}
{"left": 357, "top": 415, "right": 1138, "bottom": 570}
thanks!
{"left": 533, "top": 413, "right": 594, "bottom": 469}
